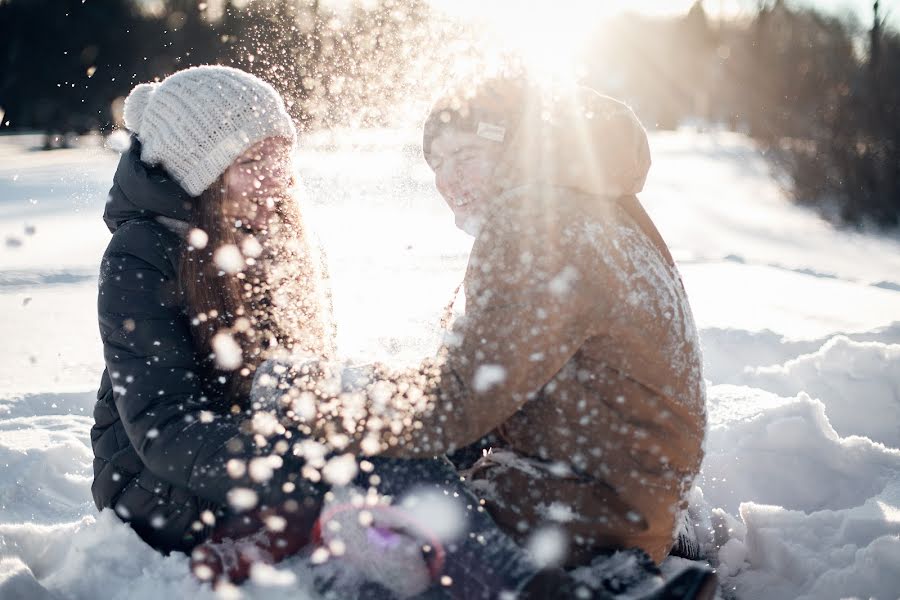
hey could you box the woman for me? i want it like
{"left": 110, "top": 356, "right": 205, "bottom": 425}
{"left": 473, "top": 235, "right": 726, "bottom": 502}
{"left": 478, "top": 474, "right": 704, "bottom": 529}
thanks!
{"left": 92, "top": 65, "right": 333, "bottom": 556}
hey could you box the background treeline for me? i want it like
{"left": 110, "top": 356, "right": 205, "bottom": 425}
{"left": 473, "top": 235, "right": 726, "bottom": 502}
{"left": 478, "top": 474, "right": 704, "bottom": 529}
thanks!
{"left": 0, "top": 0, "right": 897, "bottom": 227}
{"left": 0, "top": 0, "right": 459, "bottom": 138}
{"left": 584, "top": 0, "right": 899, "bottom": 227}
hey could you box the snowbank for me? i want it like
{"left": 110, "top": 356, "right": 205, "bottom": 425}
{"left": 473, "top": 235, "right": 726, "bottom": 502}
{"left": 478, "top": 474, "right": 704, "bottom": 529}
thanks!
{"left": 688, "top": 385, "right": 900, "bottom": 599}
{"left": 2, "top": 131, "right": 900, "bottom": 599}
{"left": 741, "top": 336, "right": 900, "bottom": 447}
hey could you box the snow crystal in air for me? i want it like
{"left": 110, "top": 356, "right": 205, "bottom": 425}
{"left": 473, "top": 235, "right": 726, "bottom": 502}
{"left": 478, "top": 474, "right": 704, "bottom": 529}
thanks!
{"left": 226, "top": 487, "right": 259, "bottom": 512}
{"left": 473, "top": 364, "right": 506, "bottom": 393}
{"left": 192, "top": 564, "right": 215, "bottom": 582}
{"left": 212, "top": 331, "right": 242, "bottom": 370}
{"left": 526, "top": 525, "right": 569, "bottom": 568}
{"left": 292, "top": 391, "right": 317, "bottom": 422}
{"left": 241, "top": 235, "right": 263, "bottom": 258}
{"left": 360, "top": 435, "right": 381, "bottom": 455}
{"left": 188, "top": 228, "right": 208, "bottom": 250}
{"left": 309, "top": 547, "right": 330, "bottom": 565}
{"left": 401, "top": 489, "right": 466, "bottom": 541}
{"left": 265, "top": 515, "right": 287, "bottom": 532}
{"left": 105, "top": 129, "right": 132, "bottom": 153}
{"left": 251, "top": 411, "right": 281, "bottom": 437}
{"left": 322, "top": 453, "right": 358, "bottom": 486}
{"left": 226, "top": 458, "right": 246, "bottom": 479}
{"left": 296, "top": 439, "right": 328, "bottom": 466}
{"left": 213, "top": 244, "right": 244, "bottom": 273}
{"left": 249, "top": 455, "right": 282, "bottom": 483}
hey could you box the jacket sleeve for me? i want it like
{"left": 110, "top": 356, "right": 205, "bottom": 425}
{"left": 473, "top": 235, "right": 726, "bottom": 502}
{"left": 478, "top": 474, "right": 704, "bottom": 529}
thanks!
{"left": 299, "top": 201, "right": 600, "bottom": 457}
{"left": 99, "top": 221, "right": 322, "bottom": 509}
{"left": 392, "top": 204, "right": 598, "bottom": 455}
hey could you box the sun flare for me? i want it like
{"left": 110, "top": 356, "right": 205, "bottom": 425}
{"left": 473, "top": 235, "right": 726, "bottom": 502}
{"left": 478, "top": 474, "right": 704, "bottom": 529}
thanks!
{"left": 428, "top": 0, "right": 609, "bottom": 82}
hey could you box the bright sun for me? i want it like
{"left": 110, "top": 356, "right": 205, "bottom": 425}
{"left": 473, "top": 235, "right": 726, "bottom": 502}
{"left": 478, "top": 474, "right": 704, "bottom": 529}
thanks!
{"left": 428, "top": 0, "right": 610, "bottom": 81}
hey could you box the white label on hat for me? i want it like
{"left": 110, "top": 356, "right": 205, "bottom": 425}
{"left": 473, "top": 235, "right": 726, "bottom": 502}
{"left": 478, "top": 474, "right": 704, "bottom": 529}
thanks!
{"left": 476, "top": 122, "right": 506, "bottom": 143}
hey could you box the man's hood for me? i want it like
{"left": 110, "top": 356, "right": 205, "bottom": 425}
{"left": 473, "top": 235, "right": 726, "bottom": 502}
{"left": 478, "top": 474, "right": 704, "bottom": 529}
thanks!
{"left": 103, "top": 136, "right": 192, "bottom": 233}
{"left": 495, "top": 87, "right": 651, "bottom": 199}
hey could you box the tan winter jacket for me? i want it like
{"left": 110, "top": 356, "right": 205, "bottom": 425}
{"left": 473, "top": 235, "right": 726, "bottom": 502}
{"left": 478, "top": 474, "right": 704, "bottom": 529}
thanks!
{"left": 300, "top": 91, "right": 706, "bottom": 564}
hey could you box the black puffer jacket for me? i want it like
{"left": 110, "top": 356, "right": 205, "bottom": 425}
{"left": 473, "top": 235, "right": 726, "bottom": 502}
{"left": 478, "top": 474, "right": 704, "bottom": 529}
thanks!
{"left": 91, "top": 140, "right": 324, "bottom": 553}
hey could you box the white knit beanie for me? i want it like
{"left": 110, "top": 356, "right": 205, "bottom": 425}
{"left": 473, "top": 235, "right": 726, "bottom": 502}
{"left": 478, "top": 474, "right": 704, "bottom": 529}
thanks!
{"left": 122, "top": 65, "right": 297, "bottom": 197}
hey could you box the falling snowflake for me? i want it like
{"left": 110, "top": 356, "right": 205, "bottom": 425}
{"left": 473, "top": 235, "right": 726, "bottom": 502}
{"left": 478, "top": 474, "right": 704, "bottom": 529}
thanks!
{"left": 473, "top": 364, "right": 506, "bottom": 392}
{"left": 188, "top": 228, "right": 209, "bottom": 250}
{"left": 322, "top": 453, "right": 359, "bottom": 486}
{"left": 212, "top": 331, "right": 242, "bottom": 370}
{"left": 526, "top": 525, "right": 569, "bottom": 568}
{"left": 226, "top": 487, "right": 259, "bottom": 512}
{"left": 214, "top": 244, "right": 245, "bottom": 274}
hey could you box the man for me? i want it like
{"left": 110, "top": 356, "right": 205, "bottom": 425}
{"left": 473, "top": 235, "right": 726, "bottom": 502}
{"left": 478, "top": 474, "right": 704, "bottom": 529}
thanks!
{"left": 389, "top": 77, "right": 709, "bottom": 567}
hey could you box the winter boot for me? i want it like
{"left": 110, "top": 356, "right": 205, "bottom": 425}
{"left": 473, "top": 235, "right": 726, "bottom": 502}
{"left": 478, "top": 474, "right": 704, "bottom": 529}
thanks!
{"left": 670, "top": 511, "right": 703, "bottom": 561}
{"left": 644, "top": 566, "right": 718, "bottom": 600}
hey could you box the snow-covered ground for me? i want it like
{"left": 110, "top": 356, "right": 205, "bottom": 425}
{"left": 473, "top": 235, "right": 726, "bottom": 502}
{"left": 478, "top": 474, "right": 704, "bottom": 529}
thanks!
{"left": 1, "top": 129, "right": 899, "bottom": 599}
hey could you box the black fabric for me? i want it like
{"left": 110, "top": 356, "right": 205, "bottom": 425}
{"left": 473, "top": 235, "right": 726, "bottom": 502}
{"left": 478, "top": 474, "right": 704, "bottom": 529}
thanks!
{"left": 91, "top": 146, "right": 326, "bottom": 553}
{"left": 361, "top": 457, "right": 544, "bottom": 600}
{"left": 102, "top": 137, "right": 193, "bottom": 233}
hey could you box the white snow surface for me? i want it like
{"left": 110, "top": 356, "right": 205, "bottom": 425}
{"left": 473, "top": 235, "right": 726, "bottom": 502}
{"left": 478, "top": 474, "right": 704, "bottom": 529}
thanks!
{"left": 2, "top": 129, "right": 900, "bottom": 599}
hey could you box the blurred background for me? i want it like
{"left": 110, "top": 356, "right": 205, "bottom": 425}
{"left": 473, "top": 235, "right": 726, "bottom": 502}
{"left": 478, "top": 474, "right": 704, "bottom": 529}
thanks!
{"left": 1, "top": 0, "right": 899, "bottom": 228}
{"left": 3, "top": 5, "right": 900, "bottom": 599}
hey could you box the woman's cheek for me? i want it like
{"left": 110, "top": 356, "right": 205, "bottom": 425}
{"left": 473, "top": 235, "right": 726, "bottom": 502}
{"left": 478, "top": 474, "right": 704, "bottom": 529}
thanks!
{"left": 224, "top": 169, "right": 242, "bottom": 195}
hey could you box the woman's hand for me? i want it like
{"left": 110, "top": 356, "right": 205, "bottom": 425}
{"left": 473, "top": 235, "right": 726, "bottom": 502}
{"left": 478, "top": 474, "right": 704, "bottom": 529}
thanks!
{"left": 190, "top": 501, "right": 320, "bottom": 586}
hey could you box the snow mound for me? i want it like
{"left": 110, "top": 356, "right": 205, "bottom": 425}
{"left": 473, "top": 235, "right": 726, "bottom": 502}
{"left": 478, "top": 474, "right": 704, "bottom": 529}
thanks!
{"left": 0, "top": 409, "right": 94, "bottom": 523}
{"left": 735, "top": 494, "right": 900, "bottom": 600}
{"left": 0, "top": 513, "right": 207, "bottom": 600}
{"left": 5, "top": 131, "right": 900, "bottom": 599}
{"left": 688, "top": 386, "right": 900, "bottom": 600}
{"left": 701, "top": 387, "right": 900, "bottom": 515}
{"left": 700, "top": 321, "right": 900, "bottom": 385}
{"left": 741, "top": 336, "right": 900, "bottom": 448}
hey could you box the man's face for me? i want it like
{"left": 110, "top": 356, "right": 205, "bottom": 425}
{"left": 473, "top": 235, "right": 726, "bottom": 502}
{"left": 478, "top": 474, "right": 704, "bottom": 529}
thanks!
{"left": 429, "top": 129, "right": 503, "bottom": 236}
